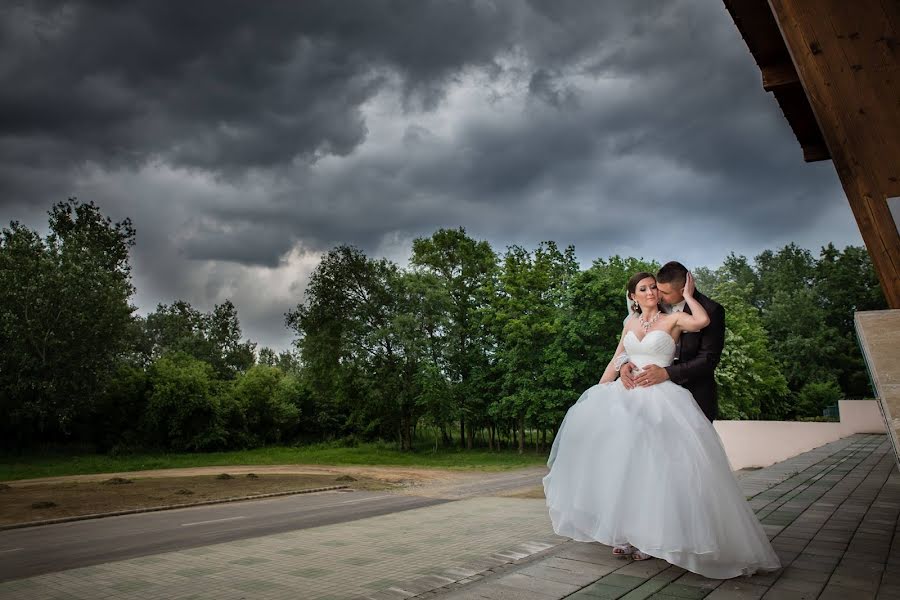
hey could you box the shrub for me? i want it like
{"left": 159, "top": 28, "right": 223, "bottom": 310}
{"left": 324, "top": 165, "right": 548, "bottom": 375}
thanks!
{"left": 91, "top": 364, "right": 149, "bottom": 452}
{"left": 142, "top": 352, "right": 227, "bottom": 451}
{"left": 229, "top": 365, "right": 300, "bottom": 445}
{"left": 796, "top": 380, "right": 843, "bottom": 418}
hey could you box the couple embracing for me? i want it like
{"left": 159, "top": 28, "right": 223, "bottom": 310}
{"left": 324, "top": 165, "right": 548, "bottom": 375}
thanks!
{"left": 543, "top": 261, "right": 780, "bottom": 579}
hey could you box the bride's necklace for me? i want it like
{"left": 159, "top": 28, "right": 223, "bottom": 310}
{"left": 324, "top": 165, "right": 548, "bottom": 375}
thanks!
{"left": 638, "top": 310, "right": 661, "bottom": 332}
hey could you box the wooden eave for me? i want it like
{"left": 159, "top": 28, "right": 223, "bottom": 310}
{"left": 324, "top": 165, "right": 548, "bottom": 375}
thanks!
{"left": 723, "top": 0, "right": 831, "bottom": 162}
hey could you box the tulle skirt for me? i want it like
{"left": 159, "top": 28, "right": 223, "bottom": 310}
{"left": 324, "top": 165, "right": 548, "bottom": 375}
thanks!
{"left": 542, "top": 380, "right": 781, "bottom": 579}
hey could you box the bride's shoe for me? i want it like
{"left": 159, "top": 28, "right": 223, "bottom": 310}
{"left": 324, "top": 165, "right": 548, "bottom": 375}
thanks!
{"left": 612, "top": 543, "right": 635, "bottom": 557}
{"left": 632, "top": 549, "right": 652, "bottom": 561}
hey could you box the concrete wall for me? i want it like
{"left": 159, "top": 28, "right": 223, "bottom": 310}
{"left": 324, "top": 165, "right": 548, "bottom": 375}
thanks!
{"left": 714, "top": 400, "right": 886, "bottom": 470}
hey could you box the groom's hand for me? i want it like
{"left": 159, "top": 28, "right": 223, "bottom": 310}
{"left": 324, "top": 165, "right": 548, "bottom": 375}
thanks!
{"left": 620, "top": 362, "right": 638, "bottom": 389}
{"left": 635, "top": 364, "right": 669, "bottom": 387}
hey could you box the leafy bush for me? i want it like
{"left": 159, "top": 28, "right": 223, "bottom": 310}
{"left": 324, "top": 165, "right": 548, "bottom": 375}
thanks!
{"left": 90, "top": 364, "right": 149, "bottom": 452}
{"left": 142, "top": 352, "right": 227, "bottom": 451}
{"left": 795, "top": 380, "right": 843, "bottom": 418}
{"left": 229, "top": 365, "right": 299, "bottom": 445}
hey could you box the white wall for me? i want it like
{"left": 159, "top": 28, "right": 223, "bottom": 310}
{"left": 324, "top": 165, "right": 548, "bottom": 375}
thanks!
{"left": 714, "top": 400, "right": 886, "bottom": 470}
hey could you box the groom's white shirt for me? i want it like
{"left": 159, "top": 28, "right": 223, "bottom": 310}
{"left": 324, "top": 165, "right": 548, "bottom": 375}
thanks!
{"left": 668, "top": 300, "right": 686, "bottom": 313}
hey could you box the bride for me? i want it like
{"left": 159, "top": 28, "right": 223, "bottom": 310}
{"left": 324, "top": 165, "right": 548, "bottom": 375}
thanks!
{"left": 542, "top": 271, "right": 780, "bottom": 579}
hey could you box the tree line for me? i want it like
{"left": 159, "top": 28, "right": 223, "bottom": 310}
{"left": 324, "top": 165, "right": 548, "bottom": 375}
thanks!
{"left": 0, "top": 200, "right": 887, "bottom": 453}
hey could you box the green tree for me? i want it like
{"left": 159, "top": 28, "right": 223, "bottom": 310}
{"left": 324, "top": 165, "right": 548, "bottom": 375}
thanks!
{"left": 140, "top": 299, "right": 255, "bottom": 379}
{"left": 814, "top": 244, "right": 887, "bottom": 397}
{"left": 410, "top": 228, "right": 498, "bottom": 449}
{"left": 142, "top": 352, "right": 227, "bottom": 451}
{"left": 490, "top": 242, "right": 579, "bottom": 453}
{"left": 286, "top": 246, "right": 359, "bottom": 438}
{"left": 228, "top": 365, "right": 299, "bottom": 445}
{"left": 755, "top": 244, "right": 816, "bottom": 312}
{"left": 711, "top": 282, "right": 789, "bottom": 419}
{"left": 560, "top": 256, "right": 660, "bottom": 390}
{"left": 92, "top": 364, "right": 149, "bottom": 452}
{"left": 258, "top": 347, "right": 303, "bottom": 374}
{"left": 0, "top": 199, "right": 136, "bottom": 446}
{"left": 286, "top": 245, "right": 408, "bottom": 442}
{"left": 796, "top": 380, "right": 843, "bottom": 418}
{"left": 708, "top": 243, "right": 884, "bottom": 410}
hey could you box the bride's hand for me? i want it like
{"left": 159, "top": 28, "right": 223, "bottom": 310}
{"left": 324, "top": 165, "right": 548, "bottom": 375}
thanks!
{"left": 682, "top": 271, "right": 695, "bottom": 298}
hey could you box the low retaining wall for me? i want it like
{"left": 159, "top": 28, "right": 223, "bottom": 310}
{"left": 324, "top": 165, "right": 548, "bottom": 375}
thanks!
{"left": 715, "top": 399, "right": 886, "bottom": 470}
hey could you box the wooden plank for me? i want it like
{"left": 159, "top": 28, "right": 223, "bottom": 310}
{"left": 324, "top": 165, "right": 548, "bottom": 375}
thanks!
{"left": 762, "top": 62, "right": 801, "bottom": 90}
{"left": 817, "top": 1, "right": 900, "bottom": 195}
{"left": 801, "top": 144, "right": 830, "bottom": 162}
{"left": 768, "top": 0, "right": 900, "bottom": 307}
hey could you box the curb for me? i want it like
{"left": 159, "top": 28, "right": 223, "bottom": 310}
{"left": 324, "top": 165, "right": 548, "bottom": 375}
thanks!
{"left": 0, "top": 484, "right": 351, "bottom": 531}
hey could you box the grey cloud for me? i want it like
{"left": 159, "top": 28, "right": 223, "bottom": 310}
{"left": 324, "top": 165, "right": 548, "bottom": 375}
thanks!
{"left": 0, "top": 0, "right": 522, "bottom": 177}
{"left": 0, "top": 0, "right": 862, "bottom": 350}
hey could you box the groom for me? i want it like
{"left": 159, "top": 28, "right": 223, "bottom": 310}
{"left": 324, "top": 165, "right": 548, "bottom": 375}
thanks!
{"left": 620, "top": 261, "right": 725, "bottom": 422}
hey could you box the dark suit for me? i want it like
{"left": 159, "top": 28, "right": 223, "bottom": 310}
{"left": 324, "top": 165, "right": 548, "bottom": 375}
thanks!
{"left": 665, "top": 291, "right": 725, "bottom": 422}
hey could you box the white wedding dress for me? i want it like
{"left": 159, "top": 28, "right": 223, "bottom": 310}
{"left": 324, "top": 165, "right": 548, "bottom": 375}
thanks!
{"left": 542, "top": 329, "right": 781, "bottom": 579}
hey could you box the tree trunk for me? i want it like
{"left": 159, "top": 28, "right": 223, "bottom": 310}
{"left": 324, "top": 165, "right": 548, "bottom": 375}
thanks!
{"left": 517, "top": 414, "right": 525, "bottom": 455}
{"left": 459, "top": 417, "right": 466, "bottom": 449}
{"left": 466, "top": 422, "right": 474, "bottom": 450}
{"left": 403, "top": 415, "right": 411, "bottom": 451}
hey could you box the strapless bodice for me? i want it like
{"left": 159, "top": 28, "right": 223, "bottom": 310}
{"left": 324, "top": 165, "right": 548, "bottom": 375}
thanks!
{"left": 623, "top": 330, "right": 676, "bottom": 368}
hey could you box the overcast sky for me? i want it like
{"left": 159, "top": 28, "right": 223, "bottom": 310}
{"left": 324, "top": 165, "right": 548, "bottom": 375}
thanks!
{"left": 0, "top": 1, "right": 863, "bottom": 351}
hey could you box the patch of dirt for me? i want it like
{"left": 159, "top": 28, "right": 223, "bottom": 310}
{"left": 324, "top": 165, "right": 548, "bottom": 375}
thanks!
{"left": 9, "top": 464, "right": 469, "bottom": 487}
{"left": 101, "top": 477, "right": 133, "bottom": 485}
{"left": 497, "top": 486, "right": 546, "bottom": 499}
{"left": 0, "top": 464, "right": 550, "bottom": 526}
{"left": 0, "top": 473, "right": 395, "bottom": 526}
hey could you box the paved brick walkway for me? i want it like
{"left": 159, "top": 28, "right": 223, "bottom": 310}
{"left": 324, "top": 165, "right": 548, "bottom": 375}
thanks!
{"left": 0, "top": 434, "right": 894, "bottom": 600}
{"left": 0, "top": 496, "right": 565, "bottom": 600}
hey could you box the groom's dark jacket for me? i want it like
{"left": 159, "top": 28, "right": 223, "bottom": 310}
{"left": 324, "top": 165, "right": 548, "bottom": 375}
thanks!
{"left": 666, "top": 290, "right": 725, "bottom": 422}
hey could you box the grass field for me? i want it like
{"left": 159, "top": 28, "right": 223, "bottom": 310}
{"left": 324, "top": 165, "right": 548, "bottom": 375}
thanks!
{"left": 0, "top": 441, "right": 550, "bottom": 482}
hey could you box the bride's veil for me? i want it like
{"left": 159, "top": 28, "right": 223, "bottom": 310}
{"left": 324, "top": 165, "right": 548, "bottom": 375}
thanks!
{"left": 547, "top": 386, "right": 593, "bottom": 467}
{"left": 548, "top": 291, "right": 635, "bottom": 468}
{"left": 623, "top": 289, "right": 638, "bottom": 326}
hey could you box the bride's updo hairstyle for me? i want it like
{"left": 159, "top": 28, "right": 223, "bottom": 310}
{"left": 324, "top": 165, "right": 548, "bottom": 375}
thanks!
{"left": 627, "top": 271, "right": 656, "bottom": 314}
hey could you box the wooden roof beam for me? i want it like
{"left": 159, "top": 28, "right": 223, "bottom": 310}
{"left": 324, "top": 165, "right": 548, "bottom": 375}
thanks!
{"left": 802, "top": 144, "right": 831, "bottom": 162}
{"left": 761, "top": 62, "right": 801, "bottom": 91}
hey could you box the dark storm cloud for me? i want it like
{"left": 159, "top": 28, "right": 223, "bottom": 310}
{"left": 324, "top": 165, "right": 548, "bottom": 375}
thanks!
{"left": 0, "top": 1, "right": 861, "bottom": 350}
{"left": 0, "top": 0, "right": 520, "bottom": 175}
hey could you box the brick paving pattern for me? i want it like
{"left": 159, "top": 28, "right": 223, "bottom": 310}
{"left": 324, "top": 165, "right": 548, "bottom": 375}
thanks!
{"left": 0, "top": 496, "right": 565, "bottom": 600}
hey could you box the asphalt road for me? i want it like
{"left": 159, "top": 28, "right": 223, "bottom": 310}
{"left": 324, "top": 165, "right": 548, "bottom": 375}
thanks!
{"left": 0, "top": 467, "right": 547, "bottom": 582}
{"left": 0, "top": 490, "right": 446, "bottom": 582}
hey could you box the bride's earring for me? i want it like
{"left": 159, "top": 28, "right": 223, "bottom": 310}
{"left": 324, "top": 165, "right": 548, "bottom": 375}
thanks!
{"left": 631, "top": 300, "right": 640, "bottom": 313}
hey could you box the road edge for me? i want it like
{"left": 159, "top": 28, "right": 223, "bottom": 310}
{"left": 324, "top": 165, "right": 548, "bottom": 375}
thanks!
{"left": 0, "top": 485, "right": 350, "bottom": 531}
